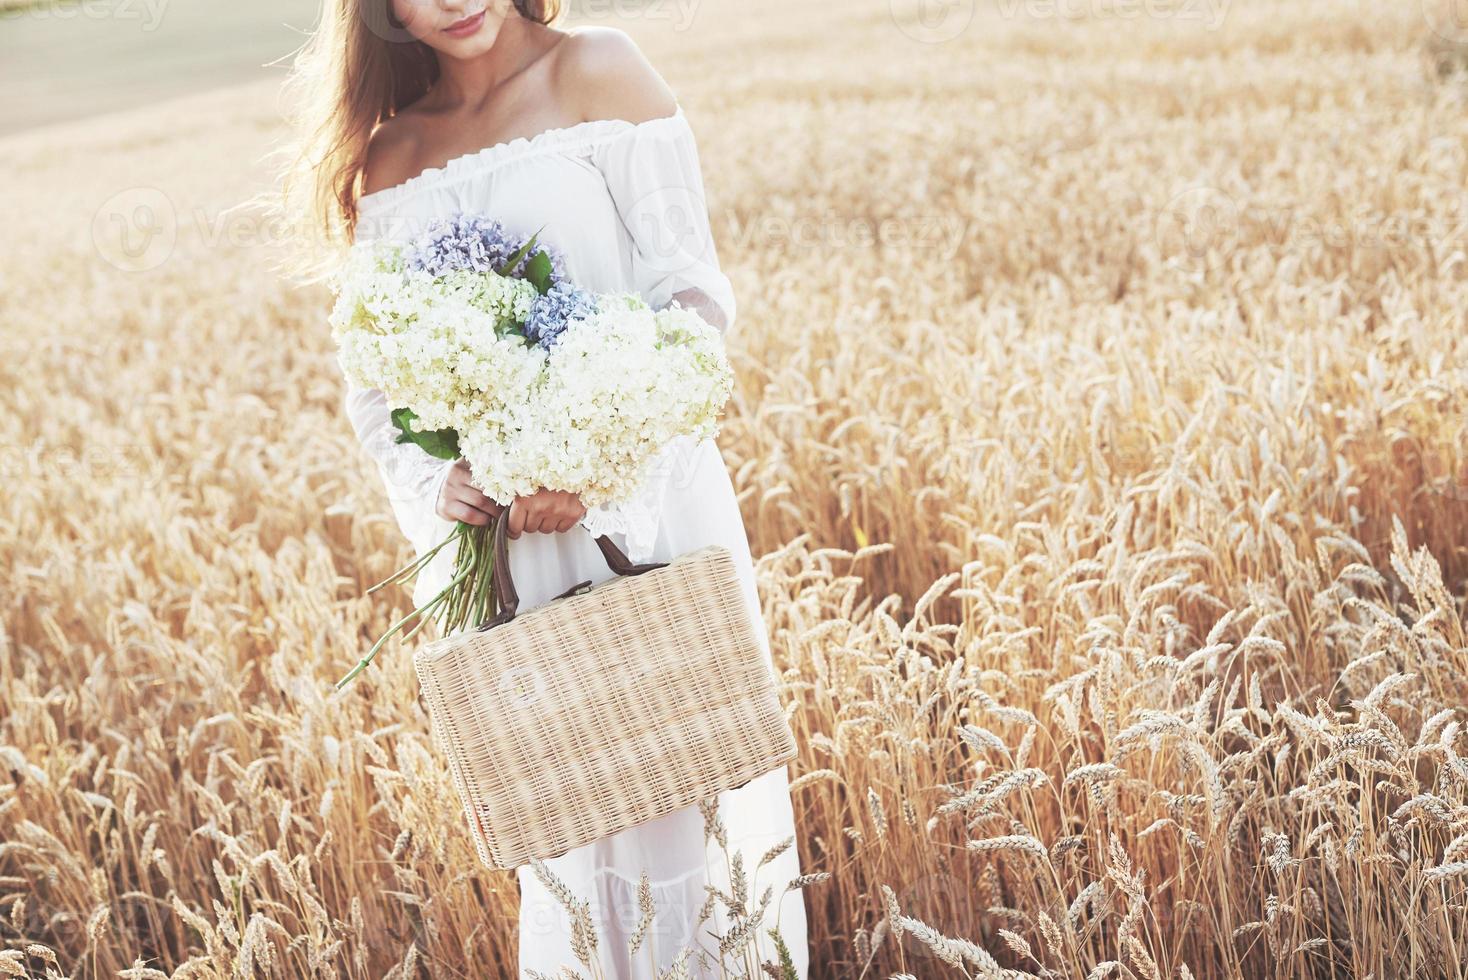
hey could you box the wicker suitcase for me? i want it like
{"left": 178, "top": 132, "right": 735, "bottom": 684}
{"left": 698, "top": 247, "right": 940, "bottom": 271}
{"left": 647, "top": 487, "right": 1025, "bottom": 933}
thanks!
{"left": 413, "top": 509, "right": 797, "bottom": 869}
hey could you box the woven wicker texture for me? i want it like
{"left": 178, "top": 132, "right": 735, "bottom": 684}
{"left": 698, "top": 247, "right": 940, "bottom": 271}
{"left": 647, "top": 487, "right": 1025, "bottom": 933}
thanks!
{"left": 413, "top": 533, "right": 796, "bottom": 870}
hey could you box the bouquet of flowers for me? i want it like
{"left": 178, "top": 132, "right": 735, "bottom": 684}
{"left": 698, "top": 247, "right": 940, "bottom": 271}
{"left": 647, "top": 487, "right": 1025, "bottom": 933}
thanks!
{"left": 329, "top": 215, "right": 733, "bottom": 689}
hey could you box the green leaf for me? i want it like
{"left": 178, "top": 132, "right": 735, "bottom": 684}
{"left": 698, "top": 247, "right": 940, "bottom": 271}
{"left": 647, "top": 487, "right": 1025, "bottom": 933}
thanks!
{"left": 495, "top": 225, "right": 546, "bottom": 278}
{"left": 391, "top": 407, "right": 460, "bottom": 460}
{"left": 525, "top": 249, "right": 554, "bottom": 295}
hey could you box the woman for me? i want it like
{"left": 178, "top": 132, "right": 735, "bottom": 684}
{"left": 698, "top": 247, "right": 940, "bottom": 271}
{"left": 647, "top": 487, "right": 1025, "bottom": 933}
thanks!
{"left": 282, "top": 1, "right": 808, "bottom": 975}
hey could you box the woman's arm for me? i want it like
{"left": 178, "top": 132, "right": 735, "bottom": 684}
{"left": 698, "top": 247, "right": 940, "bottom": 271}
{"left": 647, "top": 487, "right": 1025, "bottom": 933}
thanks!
{"left": 349, "top": 119, "right": 512, "bottom": 536}
{"left": 342, "top": 380, "right": 455, "bottom": 541}
{"left": 558, "top": 28, "right": 736, "bottom": 333}
{"left": 547, "top": 31, "right": 737, "bottom": 559}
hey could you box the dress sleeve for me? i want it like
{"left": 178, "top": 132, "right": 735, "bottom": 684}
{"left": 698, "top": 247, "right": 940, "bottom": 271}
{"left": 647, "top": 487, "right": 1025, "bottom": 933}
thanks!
{"left": 582, "top": 109, "right": 736, "bottom": 559}
{"left": 594, "top": 109, "right": 737, "bottom": 332}
{"left": 343, "top": 381, "right": 456, "bottom": 555}
{"left": 340, "top": 223, "right": 457, "bottom": 567}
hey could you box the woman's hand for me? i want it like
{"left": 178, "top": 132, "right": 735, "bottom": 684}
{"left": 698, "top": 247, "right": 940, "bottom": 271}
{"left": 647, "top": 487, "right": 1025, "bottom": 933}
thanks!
{"left": 507, "top": 489, "right": 586, "bottom": 538}
{"left": 435, "top": 459, "right": 501, "bottom": 526}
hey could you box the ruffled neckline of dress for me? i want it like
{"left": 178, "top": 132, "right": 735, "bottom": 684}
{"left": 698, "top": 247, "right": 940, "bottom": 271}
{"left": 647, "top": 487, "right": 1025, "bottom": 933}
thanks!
{"left": 357, "top": 105, "right": 689, "bottom": 216}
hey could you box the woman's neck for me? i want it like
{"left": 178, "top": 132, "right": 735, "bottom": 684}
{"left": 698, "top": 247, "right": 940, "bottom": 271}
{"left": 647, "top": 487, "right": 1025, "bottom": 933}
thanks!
{"left": 428, "top": 15, "right": 558, "bottom": 112}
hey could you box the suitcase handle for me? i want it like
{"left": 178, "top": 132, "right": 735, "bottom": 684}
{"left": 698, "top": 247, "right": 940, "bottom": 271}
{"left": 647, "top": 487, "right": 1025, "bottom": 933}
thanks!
{"left": 476, "top": 506, "right": 666, "bottom": 630}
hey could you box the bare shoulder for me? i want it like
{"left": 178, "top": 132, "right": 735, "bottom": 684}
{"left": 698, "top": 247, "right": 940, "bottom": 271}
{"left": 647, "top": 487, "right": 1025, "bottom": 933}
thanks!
{"left": 552, "top": 26, "right": 678, "bottom": 125}
{"left": 361, "top": 111, "right": 425, "bottom": 198}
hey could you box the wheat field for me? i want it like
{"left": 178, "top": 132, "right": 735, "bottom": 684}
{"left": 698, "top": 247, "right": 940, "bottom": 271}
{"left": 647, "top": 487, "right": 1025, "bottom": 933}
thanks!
{"left": 4, "top": 0, "right": 1468, "bottom": 976}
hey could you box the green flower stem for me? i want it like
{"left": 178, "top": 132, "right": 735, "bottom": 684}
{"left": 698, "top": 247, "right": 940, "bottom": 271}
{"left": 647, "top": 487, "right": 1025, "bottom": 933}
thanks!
{"left": 444, "top": 521, "right": 497, "bottom": 635}
{"left": 469, "top": 530, "right": 495, "bottom": 628}
{"left": 334, "top": 518, "right": 500, "bottom": 691}
{"left": 364, "top": 524, "right": 466, "bottom": 595}
{"left": 334, "top": 560, "right": 472, "bottom": 690}
{"left": 445, "top": 524, "right": 479, "bottom": 633}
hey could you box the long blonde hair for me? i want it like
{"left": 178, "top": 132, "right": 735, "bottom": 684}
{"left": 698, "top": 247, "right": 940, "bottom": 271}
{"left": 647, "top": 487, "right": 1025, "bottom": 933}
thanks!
{"left": 278, "top": 0, "right": 562, "bottom": 266}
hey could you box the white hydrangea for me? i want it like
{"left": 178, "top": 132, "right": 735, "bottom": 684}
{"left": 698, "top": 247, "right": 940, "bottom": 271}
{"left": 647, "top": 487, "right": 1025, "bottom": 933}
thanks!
{"left": 330, "top": 239, "right": 733, "bottom": 509}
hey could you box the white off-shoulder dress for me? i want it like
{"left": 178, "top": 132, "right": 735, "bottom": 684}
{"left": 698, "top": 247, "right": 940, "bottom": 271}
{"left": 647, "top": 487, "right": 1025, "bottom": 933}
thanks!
{"left": 345, "top": 107, "right": 809, "bottom": 978}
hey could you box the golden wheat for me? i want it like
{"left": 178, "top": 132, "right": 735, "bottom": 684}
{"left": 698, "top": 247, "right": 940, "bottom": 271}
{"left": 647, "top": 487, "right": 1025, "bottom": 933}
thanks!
{"left": 3, "top": 0, "right": 1468, "bottom": 976}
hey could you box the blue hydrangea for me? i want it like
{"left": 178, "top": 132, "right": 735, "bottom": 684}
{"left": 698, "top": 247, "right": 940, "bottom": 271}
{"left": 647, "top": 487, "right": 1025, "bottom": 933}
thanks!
{"left": 524, "top": 282, "right": 596, "bottom": 349}
{"left": 405, "top": 215, "right": 520, "bottom": 276}
{"left": 405, "top": 214, "right": 567, "bottom": 283}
